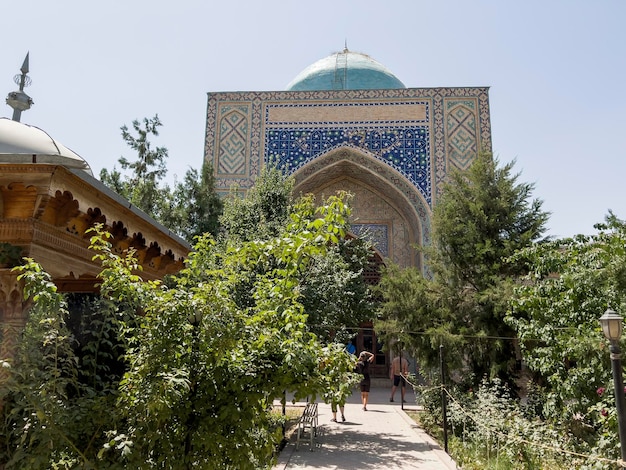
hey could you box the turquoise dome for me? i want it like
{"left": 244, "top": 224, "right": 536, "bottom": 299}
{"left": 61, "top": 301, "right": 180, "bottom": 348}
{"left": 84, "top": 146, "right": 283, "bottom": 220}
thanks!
{"left": 286, "top": 49, "right": 405, "bottom": 91}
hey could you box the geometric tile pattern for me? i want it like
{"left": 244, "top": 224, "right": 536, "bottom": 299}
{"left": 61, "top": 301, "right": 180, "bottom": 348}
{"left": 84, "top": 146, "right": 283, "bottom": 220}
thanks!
{"left": 217, "top": 105, "right": 249, "bottom": 175}
{"left": 445, "top": 99, "right": 478, "bottom": 171}
{"left": 204, "top": 87, "right": 492, "bottom": 265}
{"left": 350, "top": 223, "right": 389, "bottom": 257}
{"left": 267, "top": 126, "right": 431, "bottom": 205}
{"left": 206, "top": 88, "right": 492, "bottom": 205}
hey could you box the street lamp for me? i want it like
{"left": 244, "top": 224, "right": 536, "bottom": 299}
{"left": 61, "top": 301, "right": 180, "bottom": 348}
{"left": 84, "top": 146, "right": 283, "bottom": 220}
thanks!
{"left": 599, "top": 308, "right": 626, "bottom": 467}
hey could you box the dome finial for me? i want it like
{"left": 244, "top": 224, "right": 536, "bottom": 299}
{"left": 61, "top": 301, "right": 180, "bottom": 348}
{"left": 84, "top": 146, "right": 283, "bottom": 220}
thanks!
{"left": 343, "top": 39, "right": 349, "bottom": 53}
{"left": 6, "top": 52, "right": 34, "bottom": 122}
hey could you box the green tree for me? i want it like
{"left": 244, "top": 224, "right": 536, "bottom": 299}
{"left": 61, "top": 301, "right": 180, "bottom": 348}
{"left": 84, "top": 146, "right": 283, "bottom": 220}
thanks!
{"left": 100, "top": 116, "right": 223, "bottom": 242}
{"left": 376, "top": 152, "right": 549, "bottom": 383}
{"left": 100, "top": 115, "right": 170, "bottom": 221}
{"left": 374, "top": 262, "right": 446, "bottom": 368}
{"left": 105, "top": 193, "right": 358, "bottom": 468}
{"left": 0, "top": 193, "right": 360, "bottom": 469}
{"left": 0, "top": 259, "right": 131, "bottom": 469}
{"left": 300, "top": 238, "right": 376, "bottom": 343}
{"left": 161, "top": 160, "right": 223, "bottom": 240}
{"left": 219, "top": 164, "right": 376, "bottom": 344}
{"left": 506, "top": 213, "right": 626, "bottom": 427}
{"left": 219, "top": 163, "right": 293, "bottom": 242}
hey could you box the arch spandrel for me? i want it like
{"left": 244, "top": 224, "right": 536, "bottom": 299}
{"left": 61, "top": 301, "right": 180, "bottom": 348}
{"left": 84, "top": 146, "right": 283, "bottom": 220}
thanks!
{"left": 292, "top": 147, "right": 430, "bottom": 270}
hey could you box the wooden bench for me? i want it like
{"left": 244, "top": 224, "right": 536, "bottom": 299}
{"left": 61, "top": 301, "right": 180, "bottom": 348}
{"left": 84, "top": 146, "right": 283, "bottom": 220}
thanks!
{"left": 295, "top": 402, "right": 318, "bottom": 450}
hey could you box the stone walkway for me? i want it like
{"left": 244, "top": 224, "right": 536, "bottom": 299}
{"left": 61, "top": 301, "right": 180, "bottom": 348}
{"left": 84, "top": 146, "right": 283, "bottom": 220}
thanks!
{"left": 272, "top": 385, "right": 459, "bottom": 470}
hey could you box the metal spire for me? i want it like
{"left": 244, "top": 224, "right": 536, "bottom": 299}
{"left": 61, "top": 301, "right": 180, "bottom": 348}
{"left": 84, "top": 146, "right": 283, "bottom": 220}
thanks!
{"left": 6, "top": 52, "right": 34, "bottom": 122}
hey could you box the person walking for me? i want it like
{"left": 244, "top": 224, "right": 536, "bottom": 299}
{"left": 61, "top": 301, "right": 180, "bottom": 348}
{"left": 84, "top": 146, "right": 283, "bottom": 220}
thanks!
{"left": 389, "top": 353, "right": 409, "bottom": 403}
{"left": 356, "top": 351, "right": 375, "bottom": 411}
{"left": 321, "top": 345, "right": 354, "bottom": 424}
{"left": 330, "top": 399, "right": 346, "bottom": 422}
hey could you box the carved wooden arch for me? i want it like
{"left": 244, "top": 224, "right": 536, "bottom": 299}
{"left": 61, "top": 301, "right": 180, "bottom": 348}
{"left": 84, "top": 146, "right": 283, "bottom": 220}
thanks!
{"left": 67, "top": 207, "right": 107, "bottom": 238}
{"left": 33, "top": 189, "right": 180, "bottom": 277}
{"left": 0, "top": 271, "right": 26, "bottom": 322}
{"left": 105, "top": 221, "right": 177, "bottom": 272}
{"left": 40, "top": 190, "right": 80, "bottom": 227}
{"left": 109, "top": 220, "right": 130, "bottom": 254}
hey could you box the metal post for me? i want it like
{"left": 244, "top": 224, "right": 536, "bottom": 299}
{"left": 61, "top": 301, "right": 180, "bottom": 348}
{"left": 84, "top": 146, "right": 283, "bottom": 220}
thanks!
{"left": 610, "top": 342, "right": 626, "bottom": 467}
{"left": 282, "top": 390, "right": 287, "bottom": 438}
{"left": 400, "top": 348, "right": 404, "bottom": 411}
{"left": 439, "top": 344, "right": 448, "bottom": 453}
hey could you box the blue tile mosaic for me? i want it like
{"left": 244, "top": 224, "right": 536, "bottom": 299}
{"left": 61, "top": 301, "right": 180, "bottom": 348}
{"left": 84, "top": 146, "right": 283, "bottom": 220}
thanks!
{"left": 350, "top": 224, "right": 389, "bottom": 257}
{"left": 206, "top": 87, "right": 492, "bottom": 260}
{"left": 266, "top": 126, "right": 431, "bottom": 205}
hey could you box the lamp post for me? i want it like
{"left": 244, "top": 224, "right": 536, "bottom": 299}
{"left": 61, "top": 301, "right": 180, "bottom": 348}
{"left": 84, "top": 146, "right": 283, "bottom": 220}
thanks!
{"left": 599, "top": 308, "right": 626, "bottom": 467}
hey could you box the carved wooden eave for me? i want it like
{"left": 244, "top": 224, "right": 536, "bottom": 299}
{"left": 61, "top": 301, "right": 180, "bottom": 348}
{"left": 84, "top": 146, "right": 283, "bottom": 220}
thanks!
{"left": 0, "top": 163, "right": 191, "bottom": 292}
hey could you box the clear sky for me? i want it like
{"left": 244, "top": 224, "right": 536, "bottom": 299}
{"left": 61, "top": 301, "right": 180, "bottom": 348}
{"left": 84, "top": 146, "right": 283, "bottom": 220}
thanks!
{"left": 2, "top": 0, "right": 624, "bottom": 239}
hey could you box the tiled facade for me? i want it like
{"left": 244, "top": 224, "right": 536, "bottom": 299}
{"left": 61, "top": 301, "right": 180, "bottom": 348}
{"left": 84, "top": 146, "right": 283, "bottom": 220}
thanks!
{"left": 205, "top": 87, "right": 491, "bottom": 269}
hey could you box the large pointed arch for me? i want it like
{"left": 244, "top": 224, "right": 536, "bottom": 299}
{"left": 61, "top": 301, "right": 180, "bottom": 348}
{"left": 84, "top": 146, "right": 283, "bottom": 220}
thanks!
{"left": 291, "top": 146, "right": 430, "bottom": 270}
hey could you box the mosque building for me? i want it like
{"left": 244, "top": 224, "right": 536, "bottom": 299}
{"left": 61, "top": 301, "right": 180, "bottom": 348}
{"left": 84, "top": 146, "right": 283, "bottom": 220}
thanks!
{"left": 0, "top": 49, "right": 493, "bottom": 379}
{"left": 204, "top": 47, "right": 492, "bottom": 375}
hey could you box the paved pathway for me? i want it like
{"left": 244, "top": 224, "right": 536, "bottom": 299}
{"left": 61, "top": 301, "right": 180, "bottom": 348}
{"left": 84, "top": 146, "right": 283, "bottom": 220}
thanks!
{"left": 272, "top": 384, "right": 459, "bottom": 470}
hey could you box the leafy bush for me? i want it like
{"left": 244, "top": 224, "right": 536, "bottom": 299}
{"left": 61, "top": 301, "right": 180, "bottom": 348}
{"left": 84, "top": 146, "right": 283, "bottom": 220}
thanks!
{"left": 1, "top": 192, "right": 363, "bottom": 469}
{"left": 418, "top": 376, "right": 622, "bottom": 469}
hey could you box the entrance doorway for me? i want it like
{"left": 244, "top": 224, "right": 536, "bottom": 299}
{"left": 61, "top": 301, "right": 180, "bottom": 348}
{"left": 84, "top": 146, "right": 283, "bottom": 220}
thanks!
{"left": 355, "top": 322, "right": 387, "bottom": 377}
{"left": 347, "top": 244, "right": 387, "bottom": 377}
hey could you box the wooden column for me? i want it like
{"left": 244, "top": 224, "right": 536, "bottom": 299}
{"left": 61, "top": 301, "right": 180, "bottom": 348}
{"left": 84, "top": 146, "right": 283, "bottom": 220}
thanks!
{"left": 0, "top": 269, "right": 29, "bottom": 382}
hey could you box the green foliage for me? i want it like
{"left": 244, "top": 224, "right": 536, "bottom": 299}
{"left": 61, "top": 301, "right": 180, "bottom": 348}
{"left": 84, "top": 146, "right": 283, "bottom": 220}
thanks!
{"left": 107, "top": 192, "right": 359, "bottom": 468}
{"left": 161, "top": 160, "right": 223, "bottom": 240}
{"left": 412, "top": 213, "right": 626, "bottom": 470}
{"left": 99, "top": 115, "right": 222, "bottom": 242}
{"left": 219, "top": 163, "right": 294, "bottom": 242}
{"left": 505, "top": 213, "right": 626, "bottom": 463}
{"left": 434, "top": 152, "right": 549, "bottom": 288}
{"left": 1, "top": 159, "right": 379, "bottom": 468}
{"left": 376, "top": 152, "right": 549, "bottom": 384}
{"left": 100, "top": 115, "right": 169, "bottom": 221}
{"left": 431, "top": 152, "right": 548, "bottom": 380}
{"left": 375, "top": 263, "right": 449, "bottom": 368}
{"left": 1, "top": 192, "right": 362, "bottom": 468}
{"left": 0, "top": 259, "right": 125, "bottom": 469}
{"left": 318, "top": 343, "right": 361, "bottom": 407}
{"left": 298, "top": 229, "right": 376, "bottom": 343}
{"left": 219, "top": 165, "right": 376, "bottom": 343}
{"left": 444, "top": 378, "right": 580, "bottom": 470}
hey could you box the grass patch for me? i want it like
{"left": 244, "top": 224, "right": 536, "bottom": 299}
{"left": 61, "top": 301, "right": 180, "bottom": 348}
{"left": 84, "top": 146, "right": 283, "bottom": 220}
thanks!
{"left": 270, "top": 405, "right": 304, "bottom": 453}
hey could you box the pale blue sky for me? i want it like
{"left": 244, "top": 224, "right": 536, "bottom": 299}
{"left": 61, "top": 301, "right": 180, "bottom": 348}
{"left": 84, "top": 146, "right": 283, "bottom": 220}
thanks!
{"left": 2, "top": 0, "right": 624, "bottom": 239}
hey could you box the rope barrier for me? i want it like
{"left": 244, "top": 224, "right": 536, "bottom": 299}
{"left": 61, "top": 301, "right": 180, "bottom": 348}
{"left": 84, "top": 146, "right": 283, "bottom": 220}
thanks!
{"left": 400, "top": 372, "right": 425, "bottom": 390}
{"left": 308, "top": 323, "right": 559, "bottom": 342}
{"left": 309, "top": 324, "right": 615, "bottom": 464}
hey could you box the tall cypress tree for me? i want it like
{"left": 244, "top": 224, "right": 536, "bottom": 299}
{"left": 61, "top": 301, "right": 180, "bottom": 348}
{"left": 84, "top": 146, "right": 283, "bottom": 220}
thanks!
{"left": 377, "top": 152, "right": 549, "bottom": 385}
